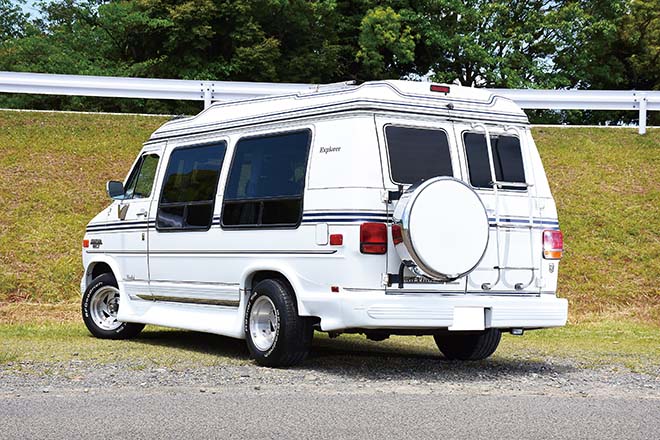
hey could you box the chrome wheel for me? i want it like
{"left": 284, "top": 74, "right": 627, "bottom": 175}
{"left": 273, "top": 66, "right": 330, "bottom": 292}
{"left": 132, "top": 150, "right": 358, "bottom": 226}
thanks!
{"left": 89, "top": 286, "right": 122, "bottom": 331}
{"left": 249, "top": 296, "right": 278, "bottom": 351}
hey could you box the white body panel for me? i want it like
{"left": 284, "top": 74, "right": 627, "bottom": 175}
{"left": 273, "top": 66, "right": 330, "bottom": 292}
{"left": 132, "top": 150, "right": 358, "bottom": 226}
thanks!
{"left": 81, "top": 80, "right": 567, "bottom": 338}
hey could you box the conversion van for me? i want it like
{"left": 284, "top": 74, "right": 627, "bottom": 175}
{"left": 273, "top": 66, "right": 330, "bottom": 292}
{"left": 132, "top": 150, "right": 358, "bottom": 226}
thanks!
{"left": 81, "top": 80, "right": 568, "bottom": 367}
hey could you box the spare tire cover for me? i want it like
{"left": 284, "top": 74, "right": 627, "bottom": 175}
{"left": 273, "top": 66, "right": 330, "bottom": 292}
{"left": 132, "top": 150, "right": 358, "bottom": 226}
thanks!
{"left": 393, "top": 177, "right": 489, "bottom": 281}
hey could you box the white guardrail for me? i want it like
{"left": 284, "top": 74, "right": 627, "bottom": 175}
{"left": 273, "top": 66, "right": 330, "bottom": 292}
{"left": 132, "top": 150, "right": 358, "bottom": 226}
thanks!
{"left": 0, "top": 71, "right": 658, "bottom": 134}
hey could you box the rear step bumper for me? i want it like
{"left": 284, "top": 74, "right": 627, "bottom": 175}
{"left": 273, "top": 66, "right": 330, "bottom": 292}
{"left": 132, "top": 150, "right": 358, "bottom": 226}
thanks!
{"left": 305, "top": 291, "right": 568, "bottom": 332}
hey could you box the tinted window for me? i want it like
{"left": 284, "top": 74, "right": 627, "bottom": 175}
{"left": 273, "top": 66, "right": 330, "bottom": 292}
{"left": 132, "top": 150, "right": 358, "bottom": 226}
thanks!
{"left": 385, "top": 126, "right": 453, "bottom": 184}
{"left": 124, "top": 153, "right": 160, "bottom": 199}
{"left": 157, "top": 143, "right": 226, "bottom": 230}
{"left": 223, "top": 130, "right": 311, "bottom": 227}
{"left": 464, "top": 133, "right": 526, "bottom": 190}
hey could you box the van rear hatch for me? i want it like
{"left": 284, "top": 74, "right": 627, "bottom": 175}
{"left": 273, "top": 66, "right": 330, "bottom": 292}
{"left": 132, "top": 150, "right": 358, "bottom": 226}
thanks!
{"left": 376, "top": 115, "right": 550, "bottom": 295}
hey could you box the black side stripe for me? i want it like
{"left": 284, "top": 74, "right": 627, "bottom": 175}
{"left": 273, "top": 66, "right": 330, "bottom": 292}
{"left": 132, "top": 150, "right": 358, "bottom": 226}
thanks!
{"left": 86, "top": 220, "right": 153, "bottom": 229}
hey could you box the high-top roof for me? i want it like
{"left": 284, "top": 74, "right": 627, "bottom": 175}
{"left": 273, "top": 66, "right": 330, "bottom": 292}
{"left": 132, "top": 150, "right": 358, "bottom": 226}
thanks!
{"left": 150, "top": 80, "right": 528, "bottom": 140}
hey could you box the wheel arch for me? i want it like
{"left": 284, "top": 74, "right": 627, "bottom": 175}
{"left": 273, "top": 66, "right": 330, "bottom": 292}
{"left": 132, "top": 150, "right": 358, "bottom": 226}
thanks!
{"left": 240, "top": 264, "right": 311, "bottom": 317}
{"left": 82, "top": 257, "right": 122, "bottom": 295}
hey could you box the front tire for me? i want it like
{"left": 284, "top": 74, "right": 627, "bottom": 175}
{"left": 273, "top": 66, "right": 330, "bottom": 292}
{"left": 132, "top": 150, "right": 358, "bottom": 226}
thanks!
{"left": 82, "top": 273, "right": 145, "bottom": 339}
{"left": 245, "top": 279, "right": 313, "bottom": 367}
{"left": 434, "top": 329, "right": 501, "bottom": 360}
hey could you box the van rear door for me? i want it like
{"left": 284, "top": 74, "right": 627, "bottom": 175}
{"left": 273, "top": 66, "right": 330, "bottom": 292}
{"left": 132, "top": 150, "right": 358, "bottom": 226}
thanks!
{"left": 451, "top": 123, "right": 544, "bottom": 294}
{"left": 374, "top": 114, "right": 467, "bottom": 294}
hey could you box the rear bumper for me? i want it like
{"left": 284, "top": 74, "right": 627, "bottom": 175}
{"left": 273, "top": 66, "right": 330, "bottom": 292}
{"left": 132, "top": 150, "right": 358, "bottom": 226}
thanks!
{"left": 302, "top": 290, "right": 568, "bottom": 332}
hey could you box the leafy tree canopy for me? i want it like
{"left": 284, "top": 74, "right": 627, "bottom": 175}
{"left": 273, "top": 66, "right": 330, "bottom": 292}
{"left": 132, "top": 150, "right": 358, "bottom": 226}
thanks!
{"left": 0, "top": 0, "right": 657, "bottom": 119}
{"left": 0, "top": 0, "right": 31, "bottom": 42}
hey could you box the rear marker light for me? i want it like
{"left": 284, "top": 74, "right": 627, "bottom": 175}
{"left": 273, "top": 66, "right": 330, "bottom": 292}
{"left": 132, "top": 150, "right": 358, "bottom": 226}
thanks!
{"left": 331, "top": 286, "right": 339, "bottom": 293}
{"left": 391, "top": 225, "right": 403, "bottom": 245}
{"left": 360, "top": 222, "right": 387, "bottom": 254}
{"left": 329, "top": 234, "right": 343, "bottom": 246}
{"left": 543, "top": 230, "right": 564, "bottom": 260}
{"left": 82, "top": 239, "right": 89, "bottom": 248}
{"left": 430, "top": 84, "right": 450, "bottom": 94}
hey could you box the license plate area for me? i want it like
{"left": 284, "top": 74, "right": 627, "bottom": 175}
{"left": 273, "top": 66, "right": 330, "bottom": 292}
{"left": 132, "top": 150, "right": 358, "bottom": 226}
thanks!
{"left": 449, "top": 307, "right": 486, "bottom": 331}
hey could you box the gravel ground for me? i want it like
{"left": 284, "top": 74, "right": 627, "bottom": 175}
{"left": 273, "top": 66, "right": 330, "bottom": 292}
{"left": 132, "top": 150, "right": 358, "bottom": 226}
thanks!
{"left": 1, "top": 341, "right": 659, "bottom": 439}
{"left": 2, "top": 345, "right": 659, "bottom": 399}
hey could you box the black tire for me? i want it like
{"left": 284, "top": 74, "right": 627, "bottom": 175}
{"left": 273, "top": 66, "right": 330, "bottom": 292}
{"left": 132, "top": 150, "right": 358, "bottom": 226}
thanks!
{"left": 82, "top": 273, "right": 145, "bottom": 340}
{"left": 244, "top": 279, "right": 313, "bottom": 367}
{"left": 433, "top": 329, "right": 501, "bottom": 360}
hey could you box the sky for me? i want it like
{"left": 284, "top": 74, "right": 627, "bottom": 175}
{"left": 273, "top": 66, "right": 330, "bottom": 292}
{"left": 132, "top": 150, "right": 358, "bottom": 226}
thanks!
{"left": 15, "top": 0, "right": 45, "bottom": 19}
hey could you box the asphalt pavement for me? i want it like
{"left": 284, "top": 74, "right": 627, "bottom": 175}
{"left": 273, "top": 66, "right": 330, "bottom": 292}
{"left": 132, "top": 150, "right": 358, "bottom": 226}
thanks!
{"left": 2, "top": 385, "right": 659, "bottom": 439}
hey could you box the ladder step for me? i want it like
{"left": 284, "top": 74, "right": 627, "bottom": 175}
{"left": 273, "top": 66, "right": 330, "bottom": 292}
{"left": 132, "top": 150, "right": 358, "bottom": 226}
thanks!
{"left": 494, "top": 266, "right": 538, "bottom": 271}
{"left": 491, "top": 222, "right": 533, "bottom": 229}
{"left": 491, "top": 181, "right": 532, "bottom": 189}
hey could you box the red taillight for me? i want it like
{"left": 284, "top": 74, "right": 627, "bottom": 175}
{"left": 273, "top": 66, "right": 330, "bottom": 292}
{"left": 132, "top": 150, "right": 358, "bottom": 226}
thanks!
{"left": 543, "top": 230, "right": 563, "bottom": 260}
{"left": 430, "top": 84, "right": 450, "bottom": 94}
{"left": 391, "top": 225, "right": 403, "bottom": 245}
{"left": 82, "top": 239, "right": 89, "bottom": 248}
{"left": 329, "top": 234, "right": 343, "bottom": 246}
{"left": 360, "top": 222, "right": 387, "bottom": 254}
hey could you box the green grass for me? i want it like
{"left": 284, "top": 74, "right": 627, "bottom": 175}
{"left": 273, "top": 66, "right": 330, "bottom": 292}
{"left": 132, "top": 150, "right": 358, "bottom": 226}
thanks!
{"left": 0, "top": 322, "right": 250, "bottom": 370}
{"left": 1, "top": 318, "right": 658, "bottom": 374}
{"left": 534, "top": 127, "right": 660, "bottom": 323}
{"left": 0, "top": 111, "right": 658, "bottom": 326}
{"left": 0, "top": 111, "right": 167, "bottom": 303}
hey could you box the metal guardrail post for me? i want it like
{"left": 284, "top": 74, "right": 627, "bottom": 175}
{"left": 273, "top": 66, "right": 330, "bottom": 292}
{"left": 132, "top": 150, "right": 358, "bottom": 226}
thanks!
{"left": 639, "top": 94, "right": 648, "bottom": 135}
{"left": 203, "top": 86, "right": 212, "bottom": 109}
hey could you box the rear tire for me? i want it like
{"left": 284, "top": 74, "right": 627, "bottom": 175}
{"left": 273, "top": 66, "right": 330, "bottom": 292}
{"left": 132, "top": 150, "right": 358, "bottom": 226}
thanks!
{"left": 433, "top": 329, "right": 501, "bottom": 360}
{"left": 245, "top": 279, "right": 313, "bottom": 367}
{"left": 82, "top": 273, "right": 145, "bottom": 340}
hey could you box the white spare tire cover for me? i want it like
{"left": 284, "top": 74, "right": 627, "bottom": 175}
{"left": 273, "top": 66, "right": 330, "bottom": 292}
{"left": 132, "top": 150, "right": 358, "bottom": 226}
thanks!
{"left": 393, "top": 177, "right": 489, "bottom": 281}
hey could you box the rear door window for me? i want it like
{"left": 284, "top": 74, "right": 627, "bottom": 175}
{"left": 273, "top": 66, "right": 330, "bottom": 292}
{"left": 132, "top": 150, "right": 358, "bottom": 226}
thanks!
{"left": 222, "top": 130, "right": 311, "bottom": 228}
{"left": 385, "top": 126, "right": 453, "bottom": 184}
{"left": 464, "top": 133, "right": 526, "bottom": 190}
{"left": 157, "top": 143, "right": 226, "bottom": 230}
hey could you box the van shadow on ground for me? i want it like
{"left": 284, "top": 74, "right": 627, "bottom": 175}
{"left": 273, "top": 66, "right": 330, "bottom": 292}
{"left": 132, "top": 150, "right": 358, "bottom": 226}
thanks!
{"left": 131, "top": 329, "right": 576, "bottom": 381}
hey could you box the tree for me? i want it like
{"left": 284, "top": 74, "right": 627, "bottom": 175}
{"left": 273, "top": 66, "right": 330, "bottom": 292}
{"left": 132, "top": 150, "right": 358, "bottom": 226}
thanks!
{"left": 403, "top": 0, "right": 584, "bottom": 88}
{"left": 356, "top": 6, "right": 416, "bottom": 78}
{"left": 616, "top": 0, "right": 659, "bottom": 91}
{"left": 0, "top": 0, "right": 30, "bottom": 43}
{"left": 549, "top": 0, "right": 659, "bottom": 124}
{"left": 0, "top": 0, "right": 656, "bottom": 122}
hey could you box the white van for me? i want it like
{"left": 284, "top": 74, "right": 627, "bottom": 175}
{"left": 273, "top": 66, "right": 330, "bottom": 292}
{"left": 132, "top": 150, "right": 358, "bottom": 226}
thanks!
{"left": 81, "top": 80, "right": 567, "bottom": 367}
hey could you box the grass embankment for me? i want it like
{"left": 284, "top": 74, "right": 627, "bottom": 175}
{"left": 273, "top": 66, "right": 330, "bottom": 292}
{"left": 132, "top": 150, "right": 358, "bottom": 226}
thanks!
{"left": 0, "top": 111, "right": 658, "bottom": 322}
{"left": 534, "top": 127, "right": 660, "bottom": 323}
{"left": 0, "top": 111, "right": 658, "bottom": 369}
{"left": 0, "top": 111, "right": 167, "bottom": 303}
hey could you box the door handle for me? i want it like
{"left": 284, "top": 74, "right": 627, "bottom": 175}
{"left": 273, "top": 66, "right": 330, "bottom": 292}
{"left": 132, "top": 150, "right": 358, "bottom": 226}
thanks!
{"left": 136, "top": 209, "right": 148, "bottom": 217}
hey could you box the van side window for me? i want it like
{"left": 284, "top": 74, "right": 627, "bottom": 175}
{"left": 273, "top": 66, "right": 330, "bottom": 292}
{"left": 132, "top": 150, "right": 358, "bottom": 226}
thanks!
{"left": 464, "top": 133, "right": 526, "bottom": 190}
{"left": 124, "top": 153, "right": 160, "bottom": 199}
{"left": 385, "top": 126, "right": 453, "bottom": 184}
{"left": 157, "top": 143, "right": 226, "bottom": 230}
{"left": 222, "top": 130, "right": 311, "bottom": 227}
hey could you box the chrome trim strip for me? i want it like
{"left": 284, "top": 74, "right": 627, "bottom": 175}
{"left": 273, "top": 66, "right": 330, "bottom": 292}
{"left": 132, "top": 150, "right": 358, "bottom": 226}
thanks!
{"left": 137, "top": 294, "right": 240, "bottom": 307}
{"left": 149, "top": 279, "right": 240, "bottom": 286}
{"left": 385, "top": 290, "right": 541, "bottom": 297}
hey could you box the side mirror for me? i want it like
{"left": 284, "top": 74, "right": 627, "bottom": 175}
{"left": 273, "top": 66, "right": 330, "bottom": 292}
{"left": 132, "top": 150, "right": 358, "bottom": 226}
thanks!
{"left": 106, "top": 180, "right": 125, "bottom": 200}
